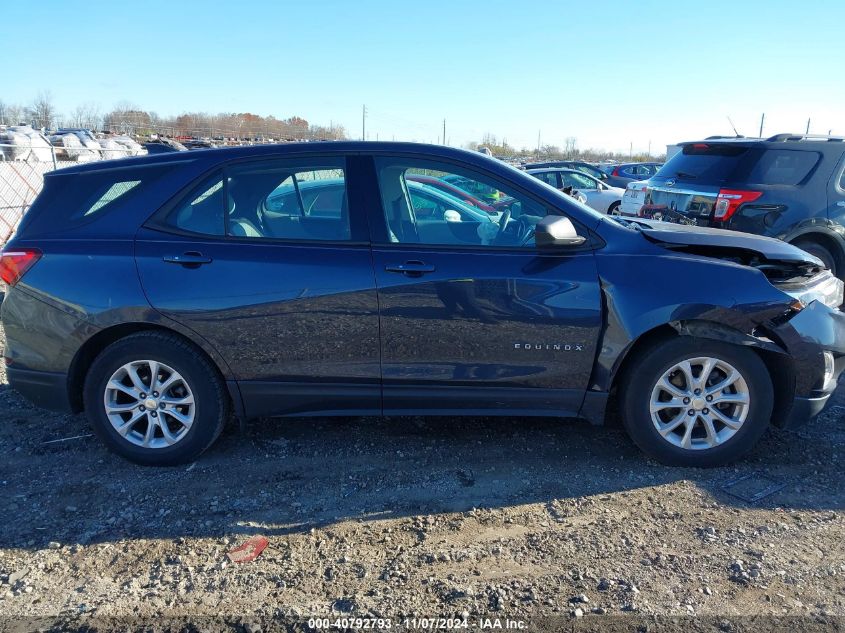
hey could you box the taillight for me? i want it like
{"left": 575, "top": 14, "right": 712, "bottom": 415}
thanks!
{"left": 0, "top": 248, "right": 41, "bottom": 286}
{"left": 713, "top": 189, "right": 763, "bottom": 222}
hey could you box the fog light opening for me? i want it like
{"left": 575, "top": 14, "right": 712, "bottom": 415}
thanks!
{"left": 823, "top": 351, "right": 835, "bottom": 391}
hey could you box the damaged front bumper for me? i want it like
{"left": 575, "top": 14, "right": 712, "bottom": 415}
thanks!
{"left": 771, "top": 300, "right": 845, "bottom": 429}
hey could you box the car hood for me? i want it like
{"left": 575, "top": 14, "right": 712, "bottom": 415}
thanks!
{"left": 632, "top": 219, "right": 824, "bottom": 267}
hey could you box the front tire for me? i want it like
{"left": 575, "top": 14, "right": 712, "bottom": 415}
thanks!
{"left": 83, "top": 332, "right": 229, "bottom": 466}
{"left": 793, "top": 239, "right": 837, "bottom": 278}
{"left": 608, "top": 201, "right": 621, "bottom": 215}
{"left": 620, "top": 337, "right": 772, "bottom": 467}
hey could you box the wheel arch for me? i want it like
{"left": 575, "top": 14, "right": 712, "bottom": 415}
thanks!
{"left": 66, "top": 322, "right": 239, "bottom": 415}
{"left": 603, "top": 319, "right": 795, "bottom": 428}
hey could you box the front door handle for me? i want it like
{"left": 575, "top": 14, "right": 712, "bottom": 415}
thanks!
{"left": 384, "top": 260, "right": 436, "bottom": 276}
{"left": 836, "top": 201, "right": 845, "bottom": 208}
{"left": 162, "top": 252, "right": 213, "bottom": 266}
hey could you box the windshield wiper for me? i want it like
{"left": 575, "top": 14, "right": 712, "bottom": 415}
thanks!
{"left": 614, "top": 217, "right": 641, "bottom": 231}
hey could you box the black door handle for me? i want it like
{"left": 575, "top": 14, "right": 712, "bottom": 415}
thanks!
{"left": 162, "top": 252, "right": 213, "bottom": 266}
{"left": 384, "top": 260, "right": 436, "bottom": 276}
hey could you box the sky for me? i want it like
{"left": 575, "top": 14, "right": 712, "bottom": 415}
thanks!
{"left": 3, "top": 0, "right": 844, "bottom": 154}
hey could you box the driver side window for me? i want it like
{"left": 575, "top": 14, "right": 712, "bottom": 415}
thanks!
{"left": 374, "top": 158, "right": 549, "bottom": 248}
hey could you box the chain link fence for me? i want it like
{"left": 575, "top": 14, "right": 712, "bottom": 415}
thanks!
{"left": 0, "top": 143, "right": 145, "bottom": 244}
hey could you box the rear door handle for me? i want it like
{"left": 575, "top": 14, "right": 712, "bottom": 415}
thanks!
{"left": 384, "top": 260, "right": 436, "bottom": 276}
{"left": 162, "top": 252, "right": 213, "bottom": 266}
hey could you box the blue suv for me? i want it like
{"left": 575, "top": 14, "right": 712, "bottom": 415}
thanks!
{"left": 2, "top": 142, "right": 844, "bottom": 467}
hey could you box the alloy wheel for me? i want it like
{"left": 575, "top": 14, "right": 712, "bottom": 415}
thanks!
{"left": 103, "top": 360, "right": 196, "bottom": 449}
{"left": 649, "top": 356, "right": 750, "bottom": 450}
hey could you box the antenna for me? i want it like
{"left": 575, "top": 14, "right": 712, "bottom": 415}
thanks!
{"left": 727, "top": 116, "right": 740, "bottom": 137}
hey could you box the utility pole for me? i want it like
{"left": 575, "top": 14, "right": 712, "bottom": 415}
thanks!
{"left": 629, "top": 142, "right": 633, "bottom": 159}
{"left": 647, "top": 140, "right": 651, "bottom": 159}
{"left": 443, "top": 119, "right": 446, "bottom": 145}
{"left": 759, "top": 113, "right": 765, "bottom": 138}
{"left": 536, "top": 130, "right": 541, "bottom": 158}
{"left": 362, "top": 105, "right": 367, "bottom": 141}
{"left": 806, "top": 118, "right": 811, "bottom": 134}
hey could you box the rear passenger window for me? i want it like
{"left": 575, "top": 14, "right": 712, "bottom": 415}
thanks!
{"left": 227, "top": 162, "right": 350, "bottom": 241}
{"left": 534, "top": 172, "right": 558, "bottom": 187}
{"left": 839, "top": 165, "right": 845, "bottom": 190}
{"left": 160, "top": 159, "right": 353, "bottom": 241}
{"left": 169, "top": 174, "right": 225, "bottom": 236}
{"left": 748, "top": 150, "right": 820, "bottom": 185}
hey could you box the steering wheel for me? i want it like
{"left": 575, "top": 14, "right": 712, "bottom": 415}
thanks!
{"left": 515, "top": 216, "right": 535, "bottom": 244}
{"left": 496, "top": 208, "right": 512, "bottom": 242}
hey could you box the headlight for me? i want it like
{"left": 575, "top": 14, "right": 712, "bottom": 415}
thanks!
{"left": 786, "top": 271, "right": 844, "bottom": 310}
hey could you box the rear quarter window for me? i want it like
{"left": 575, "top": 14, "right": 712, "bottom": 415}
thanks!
{"left": 80, "top": 180, "right": 142, "bottom": 217}
{"left": 17, "top": 163, "right": 169, "bottom": 235}
{"left": 747, "top": 150, "right": 820, "bottom": 186}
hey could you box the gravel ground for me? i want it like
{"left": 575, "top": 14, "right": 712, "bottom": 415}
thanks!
{"left": 1, "top": 329, "right": 844, "bottom": 632}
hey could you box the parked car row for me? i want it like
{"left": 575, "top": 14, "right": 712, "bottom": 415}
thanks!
{"left": 523, "top": 160, "right": 610, "bottom": 183}
{"left": 600, "top": 162, "right": 663, "bottom": 188}
{"left": 526, "top": 168, "right": 625, "bottom": 215}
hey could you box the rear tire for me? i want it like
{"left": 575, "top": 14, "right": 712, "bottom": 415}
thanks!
{"left": 608, "top": 201, "right": 621, "bottom": 216}
{"left": 83, "top": 332, "right": 229, "bottom": 466}
{"left": 620, "top": 337, "right": 772, "bottom": 467}
{"left": 793, "top": 239, "right": 837, "bottom": 277}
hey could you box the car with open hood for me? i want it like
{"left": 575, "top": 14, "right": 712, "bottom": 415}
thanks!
{"left": 2, "top": 142, "right": 844, "bottom": 468}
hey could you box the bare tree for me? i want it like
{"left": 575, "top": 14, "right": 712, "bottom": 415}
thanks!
{"left": 28, "top": 91, "right": 56, "bottom": 130}
{"left": 564, "top": 136, "right": 578, "bottom": 158}
{"left": 70, "top": 102, "right": 102, "bottom": 130}
{"left": 104, "top": 101, "right": 152, "bottom": 135}
{"left": 7, "top": 104, "right": 24, "bottom": 125}
{"left": 540, "top": 144, "right": 561, "bottom": 159}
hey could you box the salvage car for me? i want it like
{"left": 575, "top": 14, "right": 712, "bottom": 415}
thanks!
{"left": 2, "top": 142, "right": 844, "bottom": 468}
{"left": 640, "top": 134, "right": 845, "bottom": 278}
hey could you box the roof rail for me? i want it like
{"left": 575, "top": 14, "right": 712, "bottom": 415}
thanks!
{"left": 705, "top": 135, "right": 746, "bottom": 140}
{"left": 766, "top": 133, "right": 845, "bottom": 142}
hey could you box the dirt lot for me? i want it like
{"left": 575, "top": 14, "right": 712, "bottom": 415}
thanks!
{"left": 1, "top": 333, "right": 845, "bottom": 632}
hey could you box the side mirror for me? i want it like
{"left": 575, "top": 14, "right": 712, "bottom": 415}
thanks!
{"left": 535, "top": 216, "right": 586, "bottom": 248}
